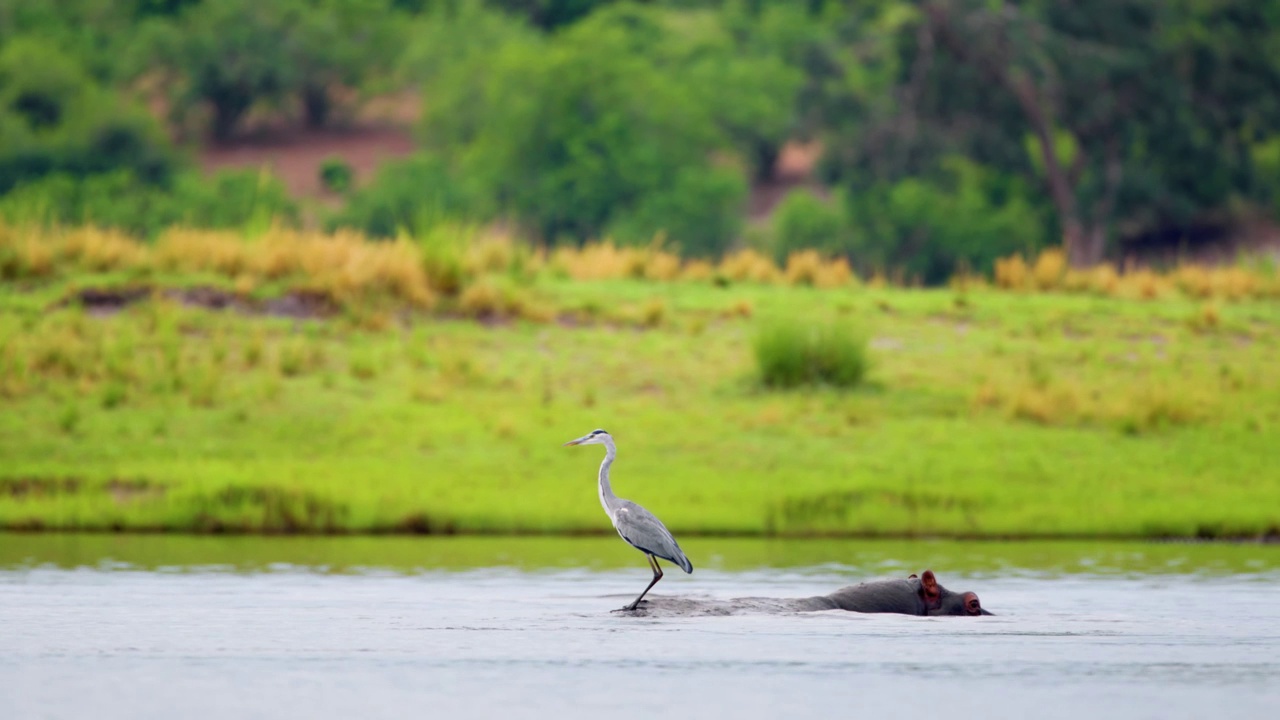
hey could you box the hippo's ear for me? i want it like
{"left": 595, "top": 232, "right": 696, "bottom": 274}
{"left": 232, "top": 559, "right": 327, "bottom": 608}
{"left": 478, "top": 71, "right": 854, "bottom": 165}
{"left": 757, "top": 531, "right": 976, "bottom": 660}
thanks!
{"left": 919, "top": 570, "right": 941, "bottom": 602}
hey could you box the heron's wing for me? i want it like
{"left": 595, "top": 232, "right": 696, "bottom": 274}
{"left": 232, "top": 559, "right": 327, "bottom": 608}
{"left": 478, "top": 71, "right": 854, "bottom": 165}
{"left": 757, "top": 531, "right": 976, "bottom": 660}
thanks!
{"left": 614, "top": 501, "right": 693, "bottom": 573}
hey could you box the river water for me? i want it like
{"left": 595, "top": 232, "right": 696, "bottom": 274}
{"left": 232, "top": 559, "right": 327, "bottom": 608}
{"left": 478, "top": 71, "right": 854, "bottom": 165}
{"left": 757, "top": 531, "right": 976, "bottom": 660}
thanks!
{"left": 1, "top": 535, "right": 1277, "bottom": 719}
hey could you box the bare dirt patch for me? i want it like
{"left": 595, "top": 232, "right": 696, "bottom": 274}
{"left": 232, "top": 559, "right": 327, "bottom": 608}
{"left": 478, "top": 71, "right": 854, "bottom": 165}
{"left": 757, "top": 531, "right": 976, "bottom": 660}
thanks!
{"left": 63, "top": 286, "right": 341, "bottom": 319}
{"left": 201, "top": 124, "right": 416, "bottom": 203}
{"left": 75, "top": 287, "right": 153, "bottom": 316}
{"left": 0, "top": 477, "right": 82, "bottom": 498}
{"left": 747, "top": 140, "right": 829, "bottom": 221}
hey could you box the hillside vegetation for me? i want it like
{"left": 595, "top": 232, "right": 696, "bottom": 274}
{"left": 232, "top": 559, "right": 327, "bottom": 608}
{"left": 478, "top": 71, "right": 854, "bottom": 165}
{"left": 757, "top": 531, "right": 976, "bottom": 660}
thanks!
{"left": 4, "top": 1, "right": 1280, "bottom": 274}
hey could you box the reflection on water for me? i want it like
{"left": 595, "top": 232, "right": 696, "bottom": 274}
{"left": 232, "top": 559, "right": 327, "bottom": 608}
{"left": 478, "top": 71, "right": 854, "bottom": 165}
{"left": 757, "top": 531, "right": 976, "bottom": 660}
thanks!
{"left": 1, "top": 535, "right": 1278, "bottom": 720}
{"left": 2, "top": 532, "right": 1278, "bottom": 576}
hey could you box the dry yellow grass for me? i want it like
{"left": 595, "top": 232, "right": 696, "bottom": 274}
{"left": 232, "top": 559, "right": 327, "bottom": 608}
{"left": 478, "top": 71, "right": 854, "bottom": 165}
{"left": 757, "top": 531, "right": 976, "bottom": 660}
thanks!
{"left": 994, "top": 253, "right": 1030, "bottom": 290}
{"left": 545, "top": 240, "right": 860, "bottom": 288}
{"left": 996, "top": 248, "right": 1275, "bottom": 302}
{"left": 551, "top": 241, "right": 646, "bottom": 280}
{"left": 0, "top": 230, "right": 55, "bottom": 278}
{"left": 719, "top": 249, "right": 780, "bottom": 283}
{"left": 783, "top": 250, "right": 822, "bottom": 286}
{"left": 61, "top": 227, "right": 148, "bottom": 272}
{"left": 644, "top": 251, "right": 683, "bottom": 281}
{"left": 457, "top": 280, "right": 506, "bottom": 318}
{"left": 10, "top": 225, "right": 441, "bottom": 309}
{"left": 781, "top": 250, "right": 857, "bottom": 288}
{"left": 456, "top": 278, "right": 552, "bottom": 323}
{"left": 545, "top": 235, "right": 664, "bottom": 282}
{"left": 1115, "top": 269, "right": 1171, "bottom": 300}
{"left": 6, "top": 221, "right": 1276, "bottom": 310}
{"left": 1031, "top": 248, "right": 1067, "bottom": 290}
{"left": 462, "top": 230, "right": 543, "bottom": 279}
{"left": 815, "top": 256, "right": 856, "bottom": 288}
{"left": 681, "top": 259, "right": 715, "bottom": 281}
{"left": 1062, "top": 265, "right": 1120, "bottom": 295}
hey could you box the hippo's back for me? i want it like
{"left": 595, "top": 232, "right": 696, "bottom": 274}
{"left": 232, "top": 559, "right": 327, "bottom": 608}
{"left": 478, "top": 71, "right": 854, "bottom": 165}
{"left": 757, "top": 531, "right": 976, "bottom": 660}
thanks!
{"left": 816, "top": 577, "right": 928, "bottom": 615}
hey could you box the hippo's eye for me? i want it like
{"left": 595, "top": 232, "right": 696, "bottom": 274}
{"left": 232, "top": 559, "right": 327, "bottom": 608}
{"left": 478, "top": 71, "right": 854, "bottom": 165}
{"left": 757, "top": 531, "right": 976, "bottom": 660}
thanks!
{"left": 966, "top": 598, "right": 981, "bottom": 615}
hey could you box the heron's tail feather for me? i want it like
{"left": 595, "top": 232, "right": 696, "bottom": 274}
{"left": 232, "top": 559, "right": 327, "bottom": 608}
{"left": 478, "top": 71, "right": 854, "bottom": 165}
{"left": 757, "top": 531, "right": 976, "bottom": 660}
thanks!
{"left": 675, "top": 551, "right": 693, "bottom": 574}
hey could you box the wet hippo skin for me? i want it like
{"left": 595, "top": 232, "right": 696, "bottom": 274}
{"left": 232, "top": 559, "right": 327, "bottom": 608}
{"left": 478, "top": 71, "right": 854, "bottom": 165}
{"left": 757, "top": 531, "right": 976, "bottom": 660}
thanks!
{"left": 619, "top": 570, "right": 993, "bottom": 617}
{"left": 796, "top": 570, "right": 993, "bottom": 616}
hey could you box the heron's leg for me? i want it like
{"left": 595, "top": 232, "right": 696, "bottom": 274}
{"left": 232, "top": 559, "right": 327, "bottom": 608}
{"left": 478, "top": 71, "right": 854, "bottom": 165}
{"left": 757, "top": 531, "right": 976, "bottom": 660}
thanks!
{"left": 623, "top": 554, "right": 663, "bottom": 611}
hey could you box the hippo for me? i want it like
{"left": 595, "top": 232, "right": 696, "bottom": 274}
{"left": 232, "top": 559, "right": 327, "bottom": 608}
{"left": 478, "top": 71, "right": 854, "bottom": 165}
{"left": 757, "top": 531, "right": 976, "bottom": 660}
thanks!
{"left": 792, "top": 570, "right": 993, "bottom": 616}
{"left": 615, "top": 569, "right": 993, "bottom": 617}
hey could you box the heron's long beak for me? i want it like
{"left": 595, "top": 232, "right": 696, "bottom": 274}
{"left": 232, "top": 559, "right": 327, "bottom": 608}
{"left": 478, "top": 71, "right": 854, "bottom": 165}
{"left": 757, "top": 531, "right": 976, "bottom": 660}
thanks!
{"left": 563, "top": 436, "right": 587, "bottom": 446}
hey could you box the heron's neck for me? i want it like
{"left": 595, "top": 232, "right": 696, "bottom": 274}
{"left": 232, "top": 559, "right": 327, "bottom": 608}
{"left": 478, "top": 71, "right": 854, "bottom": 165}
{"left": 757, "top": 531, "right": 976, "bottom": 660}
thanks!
{"left": 598, "top": 440, "right": 622, "bottom": 516}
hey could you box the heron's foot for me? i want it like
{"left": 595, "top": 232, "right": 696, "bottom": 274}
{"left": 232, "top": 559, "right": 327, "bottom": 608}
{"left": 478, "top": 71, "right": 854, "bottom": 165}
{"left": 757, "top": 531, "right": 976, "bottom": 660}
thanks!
{"left": 613, "top": 600, "right": 649, "bottom": 613}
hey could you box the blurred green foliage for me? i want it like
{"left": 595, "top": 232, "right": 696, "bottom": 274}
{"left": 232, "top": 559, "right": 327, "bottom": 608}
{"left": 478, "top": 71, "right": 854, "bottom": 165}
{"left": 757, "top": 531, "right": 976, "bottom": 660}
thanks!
{"left": 2, "top": 0, "right": 1280, "bottom": 277}
{"left": 846, "top": 158, "right": 1048, "bottom": 284}
{"left": 327, "top": 155, "right": 483, "bottom": 238}
{"left": 318, "top": 157, "right": 355, "bottom": 194}
{"left": 0, "top": 39, "right": 176, "bottom": 193}
{"left": 0, "top": 169, "right": 298, "bottom": 238}
{"left": 770, "top": 189, "right": 845, "bottom": 262}
{"left": 407, "top": 3, "right": 772, "bottom": 254}
{"left": 133, "top": 0, "right": 406, "bottom": 139}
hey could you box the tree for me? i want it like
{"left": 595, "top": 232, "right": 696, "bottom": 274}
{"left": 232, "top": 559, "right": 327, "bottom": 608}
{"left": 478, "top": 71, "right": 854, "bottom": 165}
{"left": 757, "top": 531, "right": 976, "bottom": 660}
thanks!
{"left": 0, "top": 39, "right": 176, "bottom": 193}
{"left": 837, "top": 0, "right": 1280, "bottom": 267}
{"left": 916, "top": 0, "right": 1166, "bottom": 266}
{"left": 137, "top": 0, "right": 296, "bottom": 140}
{"left": 286, "top": 0, "right": 407, "bottom": 128}
{"left": 137, "top": 0, "right": 405, "bottom": 139}
{"left": 0, "top": 0, "right": 146, "bottom": 81}
{"left": 416, "top": 4, "right": 753, "bottom": 251}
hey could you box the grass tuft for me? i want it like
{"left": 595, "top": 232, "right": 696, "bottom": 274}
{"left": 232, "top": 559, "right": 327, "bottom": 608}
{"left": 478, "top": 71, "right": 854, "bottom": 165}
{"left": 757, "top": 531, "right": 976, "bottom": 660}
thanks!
{"left": 754, "top": 318, "right": 868, "bottom": 389}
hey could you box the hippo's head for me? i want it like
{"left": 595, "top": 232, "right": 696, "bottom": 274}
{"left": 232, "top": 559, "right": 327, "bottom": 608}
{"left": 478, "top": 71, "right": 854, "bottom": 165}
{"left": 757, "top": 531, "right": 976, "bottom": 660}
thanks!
{"left": 911, "top": 570, "right": 994, "bottom": 616}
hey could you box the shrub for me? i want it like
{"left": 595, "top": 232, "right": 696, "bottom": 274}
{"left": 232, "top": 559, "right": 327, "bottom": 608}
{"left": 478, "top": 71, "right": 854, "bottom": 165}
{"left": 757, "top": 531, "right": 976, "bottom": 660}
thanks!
{"left": 607, "top": 166, "right": 747, "bottom": 258}
{"left": 0, "top": 168, "right": 297, "bottom": 238}
{"left": 319, "top": 157, "right": 355, "bottom": 194}
{"left": 754, "top": 318, "right": 868, "bottom": 389}
{"left": 174, "top": 169, "right": 299, "bottom": 231}
{"left": 845, "top": 157, "right": 1047, "bottom": 284}
{"left": 327, "top": 154, "right": 479, "bottom": 238}
{"left": 0, "top": 39, "right": 178, "bottom": 193}
{"left": 415, "top": 4, "right": 750, "bottom": 247}
{"left": 772, "top": 189, "right": 844, "bottom": 260}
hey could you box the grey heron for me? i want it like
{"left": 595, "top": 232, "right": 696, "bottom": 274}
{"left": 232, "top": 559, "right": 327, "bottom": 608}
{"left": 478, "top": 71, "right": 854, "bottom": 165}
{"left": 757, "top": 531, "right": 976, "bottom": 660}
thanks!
{"left": 564, "top": 429, "right": 693, "bottom": 611}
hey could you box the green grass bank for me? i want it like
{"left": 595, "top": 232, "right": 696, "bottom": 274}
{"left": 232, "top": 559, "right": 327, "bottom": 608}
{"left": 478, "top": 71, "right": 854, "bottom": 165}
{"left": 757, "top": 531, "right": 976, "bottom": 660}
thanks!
{"left": 2, "top": 272, "right": 1278, "bottom": 539}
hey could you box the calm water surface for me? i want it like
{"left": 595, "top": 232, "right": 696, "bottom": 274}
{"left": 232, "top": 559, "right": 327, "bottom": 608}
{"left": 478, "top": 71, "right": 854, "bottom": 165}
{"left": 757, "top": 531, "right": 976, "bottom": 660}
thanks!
{"left": 1, "top": 535, "right": 1277, "bottom": 720}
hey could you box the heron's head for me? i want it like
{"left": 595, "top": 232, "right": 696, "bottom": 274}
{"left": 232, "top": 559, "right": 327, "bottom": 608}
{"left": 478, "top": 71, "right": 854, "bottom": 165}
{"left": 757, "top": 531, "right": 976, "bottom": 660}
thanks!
{"left": 564, "top": 428, "right": 611, "bottom": 447}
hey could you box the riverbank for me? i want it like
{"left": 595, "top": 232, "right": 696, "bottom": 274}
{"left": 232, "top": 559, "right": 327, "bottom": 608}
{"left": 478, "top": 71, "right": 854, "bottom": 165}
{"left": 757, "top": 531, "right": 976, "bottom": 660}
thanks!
{"left": 2, "top": 245, "right": 1278, "bottom": 539}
